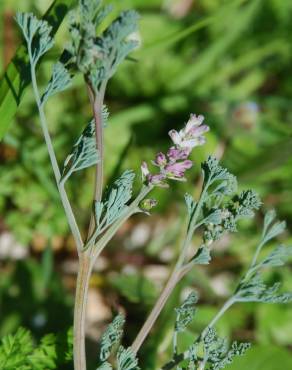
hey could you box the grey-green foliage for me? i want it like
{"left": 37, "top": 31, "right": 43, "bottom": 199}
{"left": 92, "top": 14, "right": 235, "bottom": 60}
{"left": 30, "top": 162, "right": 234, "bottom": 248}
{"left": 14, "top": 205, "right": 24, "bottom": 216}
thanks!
{"left": 68, "top": 0, "right": 139, "bottom": 93}
{"left": 262, "top": 209, "right": 286, "bottom": 244}
{"left": 15, "top": 12, "right": 54, "bottom": 65}
{"left": 234, "top": 210, "right": 292, "bottom": 304}
{"left": 97, "top": 315, "right": 139, "bottom": 370}
{"left": 180, "top": 326, "right": 250, "bottom": 370}
{"left": 117, "top": 346, "right": 139, "bottom": 370}
{"left": 201, "top": 328, "right": 250, "bottom": 370}
{"left": 96, "top": 362, "right": 113, "bottom": 370}
{"left": 235, "top": 273, "right": 292, "bottom": 303}
{"left": 0, "top": 327, "right": 73, "bottom": 370}
{"left": 41, "top": 62, "right": 72, "bottom": 105}
{"left": 99, "top": 314, "right": 125, "bottom": 361}
{"left": 91, "top": 170, "right": 135, "bottom": 242}
{"left": 60, "top": 107, "right": 108, "bottom": 184}
{"left": 191, "top": 246, "right": 211, "bottom": 265}
{"left": 201, "top": 157, "right": 261, "bottom": 243}
{"left": 184, "top": 157, "right": 260, "bottom": 263}
{"left": 174, "top": 292, "right": 198, "bottom": 333}
{"left": 261, "top": 244, "right": 292, "bottom": 267}
{"left": 202, "top": 156, "right": 238, "bottom": 194}
{"left": 184, "top": 193, "right": 196, "bottom": 220}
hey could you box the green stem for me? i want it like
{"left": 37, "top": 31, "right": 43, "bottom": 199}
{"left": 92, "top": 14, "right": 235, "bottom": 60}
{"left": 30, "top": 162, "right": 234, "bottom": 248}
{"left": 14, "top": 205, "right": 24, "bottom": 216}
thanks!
{"left": 29, "top": 54, "right": 83, "bottom": 252}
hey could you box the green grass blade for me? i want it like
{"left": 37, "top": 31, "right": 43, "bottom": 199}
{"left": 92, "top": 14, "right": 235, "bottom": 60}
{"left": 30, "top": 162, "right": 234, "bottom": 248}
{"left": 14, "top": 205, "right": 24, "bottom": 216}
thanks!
{"left": 169, "top": 0, "right": 262, "bottom": 91}
{"left": 0, "top": 0, "right": 74, "bottom": 140}
{"left": 139, "top": 0, "right": 246, "bottom": 56}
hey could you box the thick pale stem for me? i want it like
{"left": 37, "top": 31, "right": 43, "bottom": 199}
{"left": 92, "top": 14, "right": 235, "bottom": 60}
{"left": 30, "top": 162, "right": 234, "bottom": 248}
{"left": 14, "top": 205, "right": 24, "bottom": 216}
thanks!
{"left": 92, "top": 92, "right": 105, "bottom": 203}
{"left": 132, "top": 269, "right": 182, "bottom": 354}
{"left": 73, "top": 253, "right": 92, "bottom": 370}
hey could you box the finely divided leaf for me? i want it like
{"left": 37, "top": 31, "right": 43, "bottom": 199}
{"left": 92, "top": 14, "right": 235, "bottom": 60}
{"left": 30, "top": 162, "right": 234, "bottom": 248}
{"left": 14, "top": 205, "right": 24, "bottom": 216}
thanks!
{"left": 0, "top": 328, "right": 33, "bottom": 370}
{"left": 261, "top": 245, "right": 292, "bottom": 267}
{"left": 60, "top": 106, "right": 109, "bottom": 183}
{"left": 16, "top": 12, "right": 54, "bottom": 65}
{"left": 235, "top": 274, "right": 292, "bottom": 304}
{"left": 262, "top": 209, "right": 276, "bottom": 237}
{"left": 96, "top": 362, "right": 113, "bottom": 370}
{"left": 41, "top": 62, "right": 72, "bottom": 105}
{"left": 175, "top": 292, "right": 198, "bottom": 333}
{"left": 117, "top": 346, "right": 139, "bottom": 370}
{"left": 68, "top": 2, "right": 139, "bottom": 93}
{"left": 202, "top": 156, "right": 233, "bottom": 185}
{"left": 263, "top": 220, "right": 286, "bottom": 244}
{"left": 0, "top": 327, "right": 72, "bottom": 370}
{"left": 104, "top": 170, "right": 135, "bottom": 226}
{"left": 99, "top": 314, "right": 125, "bottom": 361}
{"left": 89, "top": 10, "right": 140, "bottom": 92}
{"left": 60, "top": 119, "right": 99, "bottom": 183}
{"left": 212, "top": 342, "right": 250, "bottom": 370}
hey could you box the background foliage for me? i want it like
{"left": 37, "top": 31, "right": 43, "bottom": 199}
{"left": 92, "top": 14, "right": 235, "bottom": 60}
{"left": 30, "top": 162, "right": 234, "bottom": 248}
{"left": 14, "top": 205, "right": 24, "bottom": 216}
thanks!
{"left": 0, "top": 0, "right": 291, "bottom": 369}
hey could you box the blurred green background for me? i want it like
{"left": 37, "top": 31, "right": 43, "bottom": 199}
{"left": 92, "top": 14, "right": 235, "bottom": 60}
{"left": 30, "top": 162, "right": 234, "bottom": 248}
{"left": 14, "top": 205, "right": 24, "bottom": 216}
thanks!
{"left": 0, "top": 0, "right": 292, "bottom": 369}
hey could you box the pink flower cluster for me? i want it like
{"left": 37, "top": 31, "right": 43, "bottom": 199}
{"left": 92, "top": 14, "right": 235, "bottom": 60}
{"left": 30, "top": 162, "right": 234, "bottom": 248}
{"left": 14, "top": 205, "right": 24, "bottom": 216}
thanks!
{"left": 141, "top": 114, "right": 209, "bottom": 187}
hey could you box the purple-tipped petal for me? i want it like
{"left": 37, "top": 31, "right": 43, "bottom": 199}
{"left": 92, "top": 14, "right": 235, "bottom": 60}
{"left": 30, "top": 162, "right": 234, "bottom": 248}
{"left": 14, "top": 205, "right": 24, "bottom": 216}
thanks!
{"left": 188, "top": 124, "right": 209, "bottom": 137}
{"left": 154, "top": 152, "right": 167, "bottom": 166}
{"left": 185, "top": 114, "right": 205, "bottom": 133}
{"left": 167, "top": 147, "right": 190, "bottom": 161}
{"left": 148, "top": 173, "right": 168, "bottom": 187}
{"left": 165, "top": 160, "right": 193, "bottom": 178}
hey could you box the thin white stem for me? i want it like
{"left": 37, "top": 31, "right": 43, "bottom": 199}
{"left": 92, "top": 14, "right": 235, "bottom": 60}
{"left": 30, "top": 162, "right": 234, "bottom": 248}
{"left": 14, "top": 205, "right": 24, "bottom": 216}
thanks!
{"left": 29, "top": 53, "right": 83, "bottom": 252}
{"left": 200, "top": 296, "right": 235, "bottom": 339}
{"left": 249, "top": 240, "right": 265, "bottom": 269}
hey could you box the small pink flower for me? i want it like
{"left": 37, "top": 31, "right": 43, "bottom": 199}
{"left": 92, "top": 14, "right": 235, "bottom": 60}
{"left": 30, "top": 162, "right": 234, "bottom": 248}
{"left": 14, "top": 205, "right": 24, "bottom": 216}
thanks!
{"left": 168, "top": 114, "right": 209, "bottom": 150}
{"left": 185, "top": 114, "right": 204, "bottom": 134}
{"left": 165, "top": 160, "right": 193, "bottom": 179}
{"left": 167, "top": 147, "right": 190, "bottom": 161}
{"left": 153, "top": 152, "right": 167, "bottom": 167}
{"left": 141, "top": 113, "right": 209, "bottom": 187}
{"left": 188, "top": 124, "right": 209, "bottom": 138}
{"left": 148, "top": 173, "right": 168, "bottom": 187}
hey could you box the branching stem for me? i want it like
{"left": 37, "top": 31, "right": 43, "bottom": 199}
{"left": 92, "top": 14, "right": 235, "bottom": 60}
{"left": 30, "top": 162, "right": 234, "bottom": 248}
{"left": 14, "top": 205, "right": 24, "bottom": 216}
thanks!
{"left": 132, "top": 179, "right": 211, "bottom": 353}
